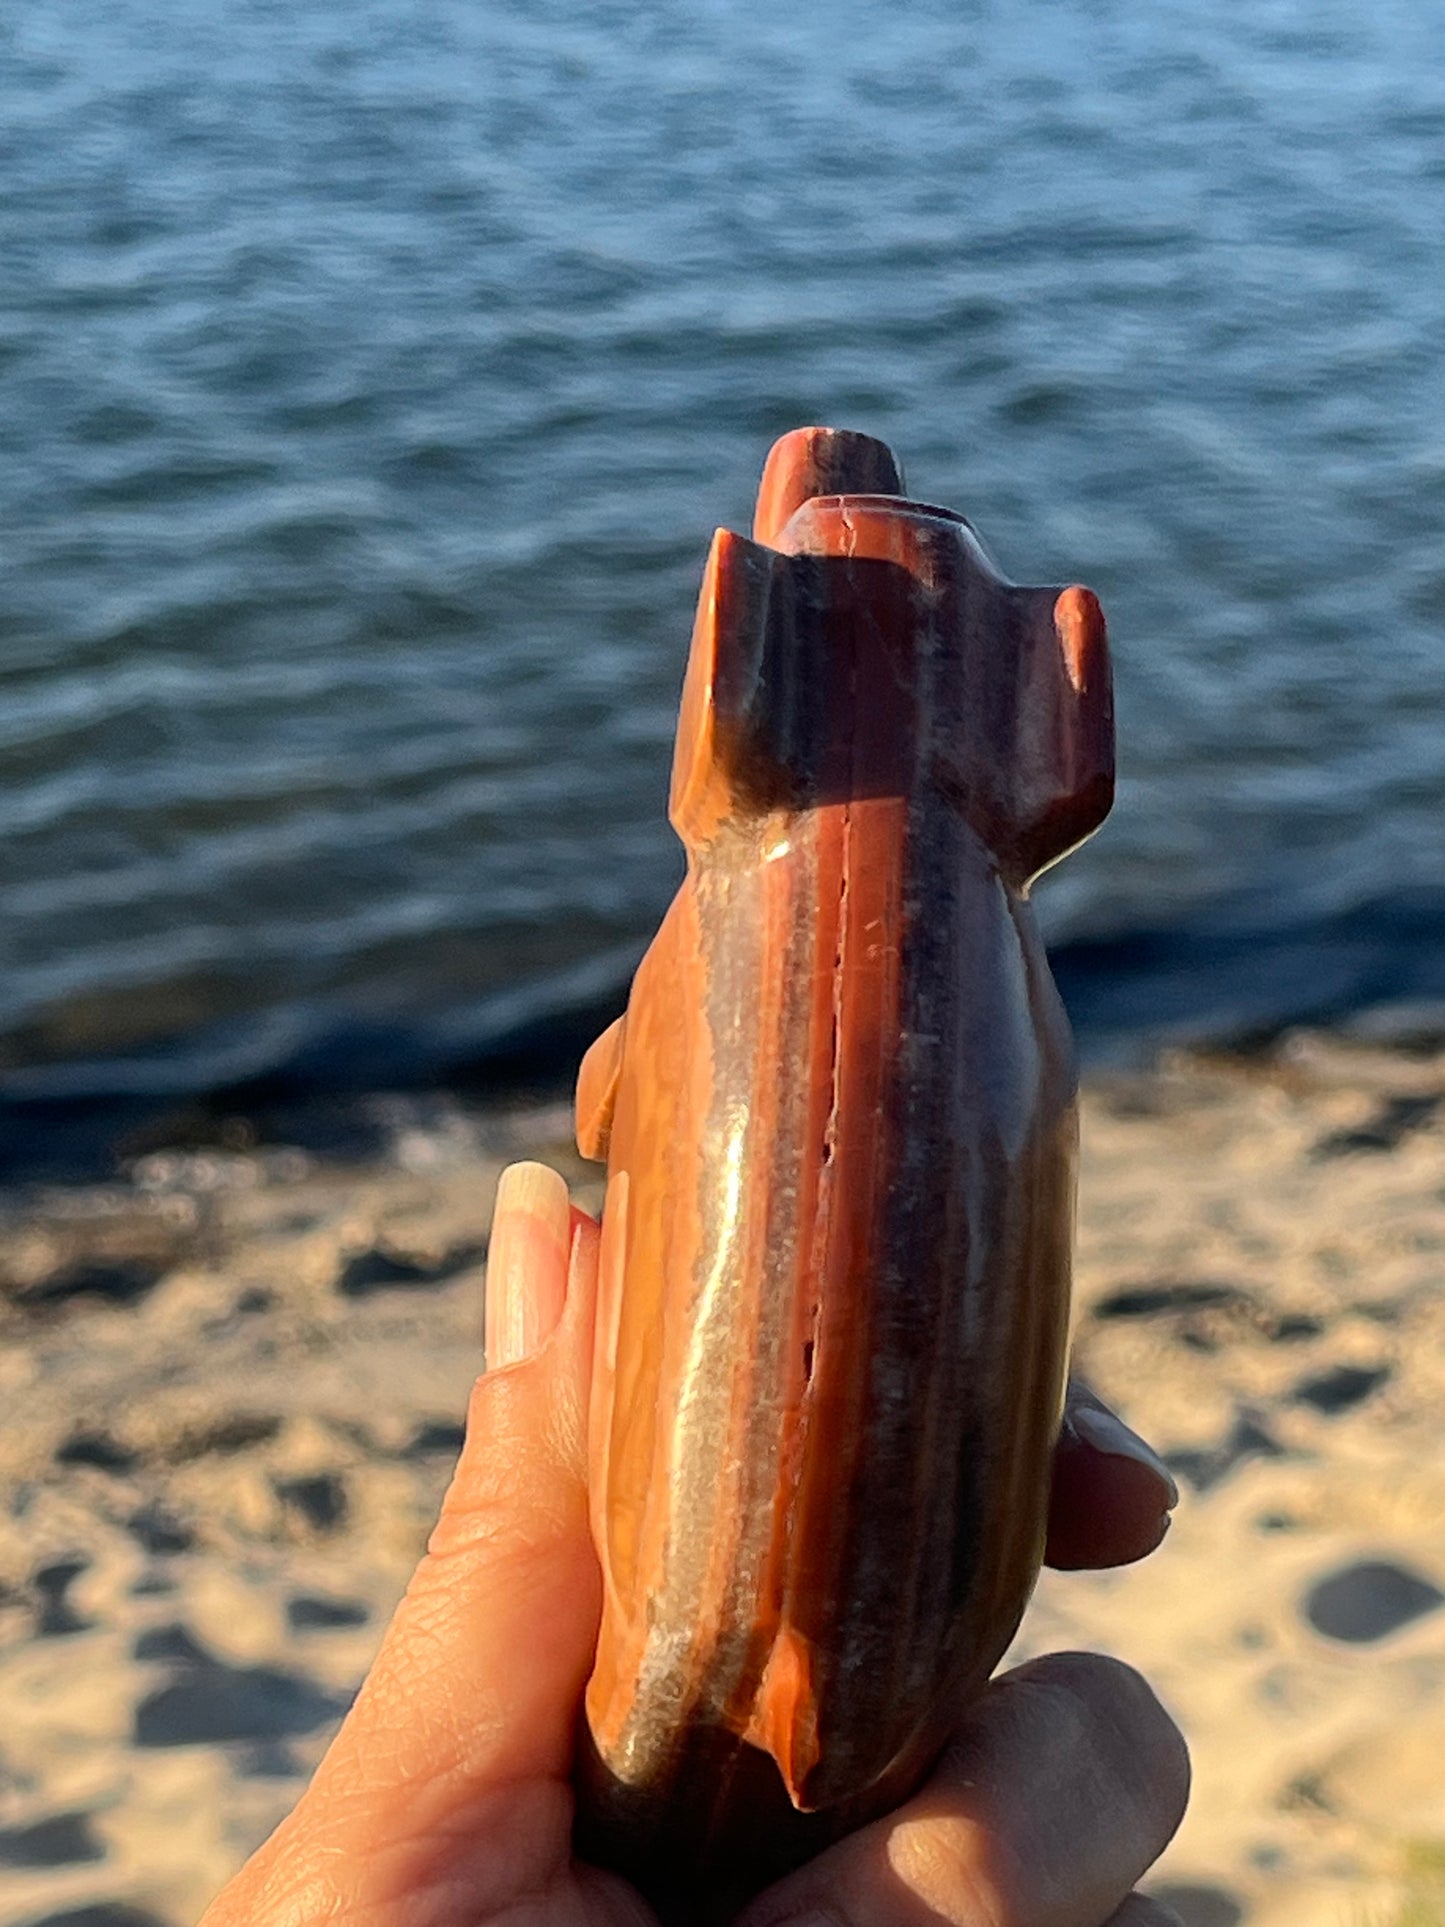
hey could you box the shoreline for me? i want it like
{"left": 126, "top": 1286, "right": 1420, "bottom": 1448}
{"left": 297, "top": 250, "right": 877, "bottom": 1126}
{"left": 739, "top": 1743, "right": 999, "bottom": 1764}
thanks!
{"left": 2, "top": 1035, "right": 1443, "bottom": 1927}
{"left": 5, "top": 882, "right": 1444, "bottom": 1189}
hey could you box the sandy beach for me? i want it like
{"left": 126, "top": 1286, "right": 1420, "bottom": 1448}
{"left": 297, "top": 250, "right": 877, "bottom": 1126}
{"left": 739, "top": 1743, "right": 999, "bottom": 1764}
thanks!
{"left": 2, "top": 1034, "right": 1442, "bottom": 1927}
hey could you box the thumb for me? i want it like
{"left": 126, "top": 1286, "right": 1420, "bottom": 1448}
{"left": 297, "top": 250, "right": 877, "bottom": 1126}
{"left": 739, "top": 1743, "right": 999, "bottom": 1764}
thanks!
{"left": 204, "top": 1163, "right": 603, "bottom": 1925}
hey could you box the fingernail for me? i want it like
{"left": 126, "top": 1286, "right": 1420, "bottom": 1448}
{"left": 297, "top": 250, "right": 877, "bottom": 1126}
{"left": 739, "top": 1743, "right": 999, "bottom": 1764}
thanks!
{"left": 485, "top": 1162, "right": 571, "bottom": 1369}
{"left": 1070, "top": 1404, "right": 1180, "bottom": 1510}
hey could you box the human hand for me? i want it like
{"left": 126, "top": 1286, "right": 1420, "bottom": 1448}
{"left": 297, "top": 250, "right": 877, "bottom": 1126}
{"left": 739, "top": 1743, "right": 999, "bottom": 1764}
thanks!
{"left": 201, "top": 1161, "right": 1189, "bottom": 1927}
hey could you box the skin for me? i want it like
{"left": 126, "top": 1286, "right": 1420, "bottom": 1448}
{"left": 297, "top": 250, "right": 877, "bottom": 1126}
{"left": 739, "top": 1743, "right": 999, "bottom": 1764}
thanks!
{"left": 201, "top": 1163, "right": 1190, "bottom": 1927}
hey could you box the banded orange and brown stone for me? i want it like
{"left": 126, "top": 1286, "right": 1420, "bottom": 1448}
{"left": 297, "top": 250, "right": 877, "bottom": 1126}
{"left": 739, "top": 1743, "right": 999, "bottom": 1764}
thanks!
{"left": 573, "top": 428, "right": 1114, "bottom": 1896}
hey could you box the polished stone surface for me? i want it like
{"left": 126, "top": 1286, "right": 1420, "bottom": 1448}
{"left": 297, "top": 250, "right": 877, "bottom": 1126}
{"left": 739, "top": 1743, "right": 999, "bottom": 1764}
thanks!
{"left": 575, "top": 429, "right": 1114, "bottom": 1891}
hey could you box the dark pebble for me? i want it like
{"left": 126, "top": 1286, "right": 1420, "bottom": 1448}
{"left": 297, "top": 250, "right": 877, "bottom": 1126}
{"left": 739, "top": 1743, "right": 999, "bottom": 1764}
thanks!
{"left": 55, "top": 1431, "right": 137, "bottom": 1473}
{"left": 134, "top": 1661, "right": 348, "bottom": 1747}
{"left": 287, "top": 1593, "right": 369, "bottom": 1631}
{"left": 34, "top": 1559, "right": 90, "bottom": 1637}
{"left": 1305, "top": 1559, "right": 1445, "bottom": 1643}
{"left": 1290, "top": 1363, "right": 1390, "bottom": 1415}
{"left": 274, "top": 1472, "right": 348, "bottom": 1532}
{"left": 0, "top": 1810, "right": 105, "bottom": 1868}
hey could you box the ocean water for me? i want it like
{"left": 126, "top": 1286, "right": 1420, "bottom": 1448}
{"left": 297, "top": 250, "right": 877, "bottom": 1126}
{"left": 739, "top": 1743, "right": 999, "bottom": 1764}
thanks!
{"left": 3, "top": 0, "right": 1444, "bottom": 1134}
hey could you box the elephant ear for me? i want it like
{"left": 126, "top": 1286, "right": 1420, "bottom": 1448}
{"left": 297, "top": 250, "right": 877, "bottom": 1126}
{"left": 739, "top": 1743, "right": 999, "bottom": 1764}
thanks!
{"left": 667, "top": 527, "right": 780, "bottom": 848}
{"left": 986, "top": 582, "right": 1114, "bottom": 884}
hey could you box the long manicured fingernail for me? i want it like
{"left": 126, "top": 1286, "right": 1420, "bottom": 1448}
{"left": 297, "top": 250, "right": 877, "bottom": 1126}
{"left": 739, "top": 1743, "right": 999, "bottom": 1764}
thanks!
{"left": 485, "top": 1162, "right": 571, "bottom": 1369}
{"left": 1070, "top": 1404, "right": 1180, "bottom": 1510}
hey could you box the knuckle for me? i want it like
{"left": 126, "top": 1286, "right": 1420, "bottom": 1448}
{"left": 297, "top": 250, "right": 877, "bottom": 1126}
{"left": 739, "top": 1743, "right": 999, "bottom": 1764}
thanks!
{"left": 1027, "top": 1652, "right": 1191, "bottom": 1862}
{"left": 883, "top": 1811, "right": 1005, "bottom": 1927}
{"left": 928, "top": 1651, "right": 1191, "bottom": 1902}
{"left": 1011, "top": 1652, "right": 1190, "bottom": 1789}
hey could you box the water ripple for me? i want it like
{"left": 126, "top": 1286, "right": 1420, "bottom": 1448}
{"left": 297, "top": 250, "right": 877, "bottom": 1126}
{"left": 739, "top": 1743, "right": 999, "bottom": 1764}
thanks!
{"left": 1, "top": 0, "right": 1443, "bottom": 1103}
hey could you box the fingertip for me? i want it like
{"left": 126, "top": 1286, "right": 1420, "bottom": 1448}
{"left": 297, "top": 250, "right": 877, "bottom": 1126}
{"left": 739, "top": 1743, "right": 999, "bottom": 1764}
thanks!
{"left": 1045, "top": 1453, "right": 1174, "bottom": 1571}
{"left": 466, "top": 1183, "right": 599, "bottom": 1484}
{"left": 1004, "top": 1650, "right": 1192, "bottom": 1836}
{"left": 1067, "top": 1400, "right": 1180, "bottom": 1510}
{"left": 1046, "top": 1391, "right": 1178, "bottom": 1571}
{"left": 485, "top": 1161, "right": 572, "bottom": 1369}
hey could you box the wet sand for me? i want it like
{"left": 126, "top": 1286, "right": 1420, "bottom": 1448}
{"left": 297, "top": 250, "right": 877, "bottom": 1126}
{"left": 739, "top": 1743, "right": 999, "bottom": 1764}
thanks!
{"left": 1, "top": 1037, "right": 1442, "bottom": 1927}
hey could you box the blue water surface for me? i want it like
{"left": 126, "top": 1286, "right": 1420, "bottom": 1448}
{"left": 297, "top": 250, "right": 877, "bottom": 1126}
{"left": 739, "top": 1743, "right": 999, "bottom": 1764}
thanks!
{"left": 2, "top": 0, "right": 1443, "bottom": 1118}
